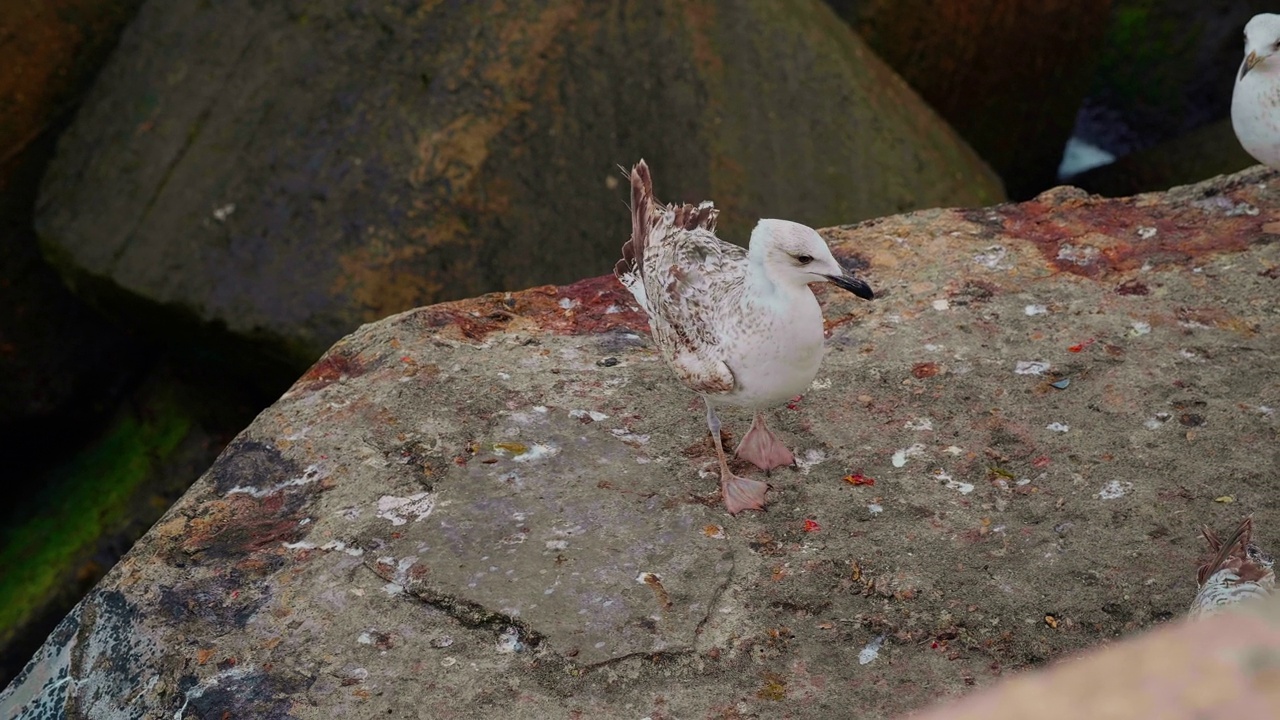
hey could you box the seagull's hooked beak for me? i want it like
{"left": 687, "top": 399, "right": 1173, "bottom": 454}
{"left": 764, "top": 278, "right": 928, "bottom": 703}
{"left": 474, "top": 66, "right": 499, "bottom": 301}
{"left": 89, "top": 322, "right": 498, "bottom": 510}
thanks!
{"left": 825, "top": 272, "right": 874, "bottom": 300}
{"left": 1242, "top": 50, "right": 1263, "bottom": 80}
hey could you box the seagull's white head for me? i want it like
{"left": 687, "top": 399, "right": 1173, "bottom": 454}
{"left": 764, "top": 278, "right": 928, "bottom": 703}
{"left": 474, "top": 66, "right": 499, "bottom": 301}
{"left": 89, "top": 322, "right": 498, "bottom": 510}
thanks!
{"left": 750, "top": 219, "right": 873, "bottom": 299}
{"left": 1240, "top": 14, "right": 1280, "bottom": 81}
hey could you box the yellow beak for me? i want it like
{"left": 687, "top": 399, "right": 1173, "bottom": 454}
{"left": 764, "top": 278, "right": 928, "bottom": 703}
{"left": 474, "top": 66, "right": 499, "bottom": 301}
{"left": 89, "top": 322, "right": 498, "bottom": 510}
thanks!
{"left": 1242, "top": 51, "right": 1262, "bottom": 79}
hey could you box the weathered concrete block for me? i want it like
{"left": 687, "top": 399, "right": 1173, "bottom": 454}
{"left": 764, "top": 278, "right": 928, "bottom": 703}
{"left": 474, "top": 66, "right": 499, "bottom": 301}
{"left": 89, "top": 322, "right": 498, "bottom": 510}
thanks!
{"left": 7, "top": 167, "right": 1280, "bottom": 717}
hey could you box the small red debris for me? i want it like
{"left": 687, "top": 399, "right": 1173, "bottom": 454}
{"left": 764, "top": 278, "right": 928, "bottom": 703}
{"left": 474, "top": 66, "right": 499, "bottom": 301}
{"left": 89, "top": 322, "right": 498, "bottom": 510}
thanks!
{"left": 1067, "top": 338, "right": 1096, "bottom": 353}
{"left": 1115, "top": 279, "right": 1150, "bottom": 296}
{"left": 911, "top": 362, "right": 941, "bottom": 378}
{"left": 803, "top": 518, "right": 821, "bottom": 533}
{"left": 786, "top": 395, "right": 803, "bottom": 410}
{"left": 843, "top": 473, "right": 875, "bottom": 487}
{"left": 1032, "top": 456, "right": 1051, "bottom": 468}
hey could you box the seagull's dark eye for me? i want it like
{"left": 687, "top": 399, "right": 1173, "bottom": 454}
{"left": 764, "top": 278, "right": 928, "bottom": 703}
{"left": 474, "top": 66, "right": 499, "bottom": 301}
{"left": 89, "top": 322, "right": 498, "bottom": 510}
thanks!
{"left": 795, "top": 254, "right": 814, "bottom": 265}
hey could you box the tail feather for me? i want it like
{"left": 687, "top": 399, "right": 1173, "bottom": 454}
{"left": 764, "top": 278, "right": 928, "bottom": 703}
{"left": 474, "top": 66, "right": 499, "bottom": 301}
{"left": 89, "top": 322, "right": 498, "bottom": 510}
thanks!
{"left": 1197, "top": 516, "right": 1253, "bottom": 585}
{"left": 616, "top": 160, "right": 655, "bottom": 285}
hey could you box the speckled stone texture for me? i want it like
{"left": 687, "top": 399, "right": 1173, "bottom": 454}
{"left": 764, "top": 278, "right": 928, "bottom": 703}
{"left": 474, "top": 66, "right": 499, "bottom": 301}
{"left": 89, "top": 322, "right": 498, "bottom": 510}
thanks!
{"left": 6, "top": 167, "right": 1280, "bottom": 718}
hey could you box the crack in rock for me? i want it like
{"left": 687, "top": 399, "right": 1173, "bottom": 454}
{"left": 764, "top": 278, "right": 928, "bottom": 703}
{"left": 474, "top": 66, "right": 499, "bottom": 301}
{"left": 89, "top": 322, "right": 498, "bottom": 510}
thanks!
{"left": 356, "top": 409, "right": 733, "bottom": 666}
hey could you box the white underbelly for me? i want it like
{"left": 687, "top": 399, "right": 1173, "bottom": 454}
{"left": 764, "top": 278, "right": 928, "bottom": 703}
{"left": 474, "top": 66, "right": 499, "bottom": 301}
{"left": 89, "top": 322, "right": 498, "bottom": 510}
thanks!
{"left": 719, "top": 296, "right": 825, "bottom": 409}
{"left": 1233, "top": 77, "right": 1280, "bottom": 166}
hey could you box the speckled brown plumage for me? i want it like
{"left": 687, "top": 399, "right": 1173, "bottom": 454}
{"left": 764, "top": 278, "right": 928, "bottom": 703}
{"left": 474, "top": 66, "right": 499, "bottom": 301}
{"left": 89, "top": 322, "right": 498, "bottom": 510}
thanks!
{"left": 614, "top": 160, "right": 744, "bottom": 396}
{"left": 1190, "top": 516, "right": 1276, "bottom": 619}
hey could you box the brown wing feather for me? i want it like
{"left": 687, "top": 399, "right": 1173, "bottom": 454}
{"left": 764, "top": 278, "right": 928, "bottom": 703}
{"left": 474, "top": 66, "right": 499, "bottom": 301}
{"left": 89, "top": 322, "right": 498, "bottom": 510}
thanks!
{"left": 673, "top": 200, "right": 719, "bottom": 232}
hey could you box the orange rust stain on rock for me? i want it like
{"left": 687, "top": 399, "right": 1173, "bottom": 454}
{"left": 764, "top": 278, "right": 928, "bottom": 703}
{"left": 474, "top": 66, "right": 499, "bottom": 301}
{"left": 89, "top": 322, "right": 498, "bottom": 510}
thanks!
{"left": 331, "top": 242, "right": 447, "bottom": 323}
{"left": 1176, "top": 306, "right": 1260, "bottom": 336}
{"left": 977, "top": 191, "right": 1271, "bottom": 279}
{"left": 1, "top": 2, "right": 139, "bottom": 173}
{"left": 410, "top": 1, "right": 582, "bottom": 189}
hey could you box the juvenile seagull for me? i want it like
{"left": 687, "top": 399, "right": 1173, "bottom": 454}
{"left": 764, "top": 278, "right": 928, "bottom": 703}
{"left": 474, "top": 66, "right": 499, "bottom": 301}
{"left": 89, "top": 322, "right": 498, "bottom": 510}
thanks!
{"left": 1189, "top": 516, "right": 1276, "bottom": 620}
{"left": 1232, "top": 13, "right": 1280, "bottom": 169}
{"left": 614, "top": 160, "right": 874, "bottom": 515}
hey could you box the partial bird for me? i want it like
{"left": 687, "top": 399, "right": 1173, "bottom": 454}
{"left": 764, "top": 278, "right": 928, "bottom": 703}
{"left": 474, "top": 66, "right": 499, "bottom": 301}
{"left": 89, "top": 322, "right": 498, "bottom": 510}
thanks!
{"left": 614, "top": 160, "right": 874, "bottom": 515}
{"left": 1189, "top": 516, "right": 1276, "bottom": 620}
{"left": 1232, "top": 13, "right": 1280, "bottom": 169}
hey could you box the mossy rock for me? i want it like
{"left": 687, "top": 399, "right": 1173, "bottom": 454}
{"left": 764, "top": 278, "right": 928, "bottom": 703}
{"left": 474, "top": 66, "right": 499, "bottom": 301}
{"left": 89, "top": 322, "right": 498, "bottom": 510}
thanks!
{"left": 0, "top": 368, "right": 258, "bottom": 687}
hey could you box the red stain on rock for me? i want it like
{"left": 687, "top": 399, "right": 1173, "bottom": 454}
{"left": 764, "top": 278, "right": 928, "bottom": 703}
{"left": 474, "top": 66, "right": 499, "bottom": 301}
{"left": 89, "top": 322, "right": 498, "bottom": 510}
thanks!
{"left": 406, "top": 274, "right": 648, "bottom": 341}
{"left": 179, "top": 494, "right": 307, "bottom": 572}
{"left": 967, "top": 177, "right": 1276, "bottom": 279}
{"left": 295, "top": 350, "right": 369, "bottom": 392}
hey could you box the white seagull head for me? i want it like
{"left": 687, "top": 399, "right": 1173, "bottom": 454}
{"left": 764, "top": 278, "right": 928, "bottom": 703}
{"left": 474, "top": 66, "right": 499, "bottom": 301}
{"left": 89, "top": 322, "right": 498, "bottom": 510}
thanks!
{"left": 750, "top": 219, "right": 873, "bottom": 299}
{"left": 1240, "top": 14, "right": 1280, "bottom": 81}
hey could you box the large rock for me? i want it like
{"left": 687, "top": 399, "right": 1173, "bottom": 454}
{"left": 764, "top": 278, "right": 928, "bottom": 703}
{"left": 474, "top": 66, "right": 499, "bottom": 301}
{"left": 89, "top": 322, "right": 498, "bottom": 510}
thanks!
{"left": 36, "top": 0, "right": 1003, "bottom": 374}
{"left": 1075, "top": 0, "right": 1273, "bottom": 158}
{"left": 825, "top": 0, "right": 1112, "bottom": 199}
{"left": 6, "top": 167, "right": 1280, "bottom": 717}
{"left": 0, "top": 0, "right": 146, "bottom": 433}
{"left": 1069, "top": 119, "right": 1258, "bottom": 198}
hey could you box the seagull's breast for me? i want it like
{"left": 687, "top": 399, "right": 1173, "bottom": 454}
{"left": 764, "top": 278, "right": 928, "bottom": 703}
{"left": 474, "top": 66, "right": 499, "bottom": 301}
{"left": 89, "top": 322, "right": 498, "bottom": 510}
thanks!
{"left": 1232, "top": 72, "right": 1280, "bottom": 168}
{"left": 719, "top": 290, "right": 826, "bottom": 408}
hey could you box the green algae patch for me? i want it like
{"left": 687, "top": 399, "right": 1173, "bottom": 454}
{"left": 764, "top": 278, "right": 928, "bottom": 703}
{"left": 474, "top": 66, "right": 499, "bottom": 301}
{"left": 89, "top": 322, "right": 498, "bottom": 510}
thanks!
{"left": 0, "top": 381, "right": 193, "bottom": 652}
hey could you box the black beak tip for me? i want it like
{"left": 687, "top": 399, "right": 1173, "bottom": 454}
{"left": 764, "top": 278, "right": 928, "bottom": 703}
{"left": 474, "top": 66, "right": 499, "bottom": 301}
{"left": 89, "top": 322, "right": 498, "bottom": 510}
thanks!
{"left": 829, "top": 274, "right": 874, "bottom": 300}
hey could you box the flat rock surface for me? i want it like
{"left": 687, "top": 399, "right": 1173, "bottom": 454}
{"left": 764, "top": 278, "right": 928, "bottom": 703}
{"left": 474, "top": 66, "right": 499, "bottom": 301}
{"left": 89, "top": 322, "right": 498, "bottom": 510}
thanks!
{"left": 6, "top": 168, "right": 1280, "bottom": 718}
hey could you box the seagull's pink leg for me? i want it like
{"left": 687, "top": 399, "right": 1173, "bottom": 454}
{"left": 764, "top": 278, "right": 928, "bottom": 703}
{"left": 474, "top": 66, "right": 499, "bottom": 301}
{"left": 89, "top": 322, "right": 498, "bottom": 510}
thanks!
{"left": 705, "top": 401, "right": 767, "bottom": 514}
{"left": 734, "top": 412, "right": 795, "bottom": 471}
